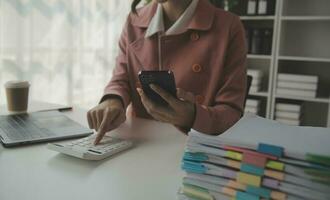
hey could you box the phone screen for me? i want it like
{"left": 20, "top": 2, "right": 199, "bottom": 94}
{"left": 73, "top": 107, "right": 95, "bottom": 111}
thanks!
{"left": 138, "top": 70, "right": 177, "bottom": 106}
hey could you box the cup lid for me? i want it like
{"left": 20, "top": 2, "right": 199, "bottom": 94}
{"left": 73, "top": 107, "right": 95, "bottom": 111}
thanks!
{"left": 5, "top": 81, "right": 30, "bottom": 88}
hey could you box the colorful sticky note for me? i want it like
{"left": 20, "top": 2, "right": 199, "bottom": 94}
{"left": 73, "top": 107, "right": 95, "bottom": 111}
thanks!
{"left": 242, "top": 152, "right": 267, "bottom": 168}
{"left": 226, "top": 151, "right": 243, "bottom": 161}
{"left": 241, "top": 163, "right": 265, "bottom": 176}
{"left": 266, "top": 161, "right": 284, "bottom": 171}
{"left": 236, "top": 191, "right": 259, "bottom": 200}
{"left": 257, "top": 143, "right": 284, "bottom": 158}
{"left": 246, "top": 185, "right": 271, "bottom": 198}
{"left": 237, "top": 172, "right": 261, "bottom": 187}
{"left": 306, "top": 153, "right": 330, "bottom": 167}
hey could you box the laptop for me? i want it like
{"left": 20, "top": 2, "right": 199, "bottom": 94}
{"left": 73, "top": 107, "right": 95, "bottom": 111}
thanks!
{"left": 0, "top": 111, "right": 93, "bottom": 147}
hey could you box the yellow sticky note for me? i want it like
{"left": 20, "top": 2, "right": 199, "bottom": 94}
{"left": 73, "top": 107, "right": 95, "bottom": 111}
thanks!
{"left": 227, "top": 160, "right": 241, "bottom": 169}
{"left": 266, "top": 160, "right": 284, "bottom": 171}
{"left": 226, "top": 151, "right": 243, "bottom": 161}
{"left": 271, "top": 191, "right": 287, "bottom": 200}
{"left": 227, "top": 180, "right": 246, "bottom": 190}
{"left": 265, "top": 170, "right": 285, "bottom": 181}
{"left": 222, "top": 187, "right": 237, "bottom": 197}
{"left": 237, "top": 172, "right": 261, "bottom": 187}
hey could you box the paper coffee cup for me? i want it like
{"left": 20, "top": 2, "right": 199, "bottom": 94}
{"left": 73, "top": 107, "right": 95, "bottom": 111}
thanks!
{"left": 5, "top": 81, "right": 30, "bottom": 112}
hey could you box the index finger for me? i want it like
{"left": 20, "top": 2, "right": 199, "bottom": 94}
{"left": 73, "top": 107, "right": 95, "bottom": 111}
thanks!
{"left": 150, "top": 84, "right": 178, "bottom": 108}
{"left": 94, "top": 108, "right": 114, "bottom": 145}
{"left": 94, "top": 115, "right": 109, "bottom": 145}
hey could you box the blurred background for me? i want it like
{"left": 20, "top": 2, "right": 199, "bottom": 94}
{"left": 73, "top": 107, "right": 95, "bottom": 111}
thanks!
{"left": 0, "top": 0, "right": 131, "bottom": 109}
{"left": 1, "top": 0, "right": 329, "bottom": 127}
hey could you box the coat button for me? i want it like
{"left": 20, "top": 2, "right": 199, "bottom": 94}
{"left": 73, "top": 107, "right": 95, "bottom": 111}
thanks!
{"left": 190, "top": 32, "right": 199, "bottom": 41}
{"left": 195, "top": 95, "right": 204, "bottom": 104}
{"left": 192, "top": 64, "right": 202, "bottom": 73}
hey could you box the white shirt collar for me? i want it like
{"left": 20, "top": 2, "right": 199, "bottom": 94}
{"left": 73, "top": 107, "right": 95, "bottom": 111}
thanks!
{"left": 145, "top": 0, "right": 199, "bottom": 38}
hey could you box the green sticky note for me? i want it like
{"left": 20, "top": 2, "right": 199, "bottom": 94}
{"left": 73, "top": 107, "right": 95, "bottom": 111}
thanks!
{"left": 306, "top": 153, "right": 330, "bottom": 167}
{"left": 305, "top": 168, "right": 330, "bottom": 176}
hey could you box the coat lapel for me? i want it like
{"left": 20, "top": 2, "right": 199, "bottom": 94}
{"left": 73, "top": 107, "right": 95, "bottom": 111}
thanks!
{"left": 129, "top": 3, "right": 159, "bottom": 70}
{"left": 129, "top": 35, "right": 159, "bottom": 70}
{"left": 128, "top": 0, "right": 217, "bottom": 70}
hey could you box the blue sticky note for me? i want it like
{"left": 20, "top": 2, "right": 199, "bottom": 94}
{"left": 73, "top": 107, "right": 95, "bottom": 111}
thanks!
{"left": 183, "top": 152, "right": 208, "bottom": 162}
{"left": 236, "top": 191, "right": 259, "bottom": 200}
{"left": 257, "top": 143, "right": 284, "bottom": 157}
{"left": 246, "top": 185, "right": 271, "bottom": 198}
{"left": 181, "top": 161, "right": 207, "bottom": 174}
{"left": 241, "top": 163, "right": 264, "bottom": 176}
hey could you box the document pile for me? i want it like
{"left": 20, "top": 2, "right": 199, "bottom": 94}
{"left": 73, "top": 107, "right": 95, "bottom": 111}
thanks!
{"left": 245, "top": 99, "right": 261, "bottom": 115}
{"left": 178, "top": 114, "right": 330, "bottom": 200}
{"left": 275, "top": 103, "right": 302, "bottom": 126}
{"left": 276, "top": 73, "right": 318, "bottom": 98}
{"left": 248, "top": 69, "right": 263, "bottom": 93}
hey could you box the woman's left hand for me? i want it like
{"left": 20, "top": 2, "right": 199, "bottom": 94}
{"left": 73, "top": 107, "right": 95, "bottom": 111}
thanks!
{"left": 137, "top": 84, "right": 196, "bottom": 129}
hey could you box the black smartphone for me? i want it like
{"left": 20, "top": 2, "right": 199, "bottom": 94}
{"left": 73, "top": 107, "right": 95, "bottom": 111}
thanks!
{"left": 138, "top": 70, "right": 177, "bottom": 106}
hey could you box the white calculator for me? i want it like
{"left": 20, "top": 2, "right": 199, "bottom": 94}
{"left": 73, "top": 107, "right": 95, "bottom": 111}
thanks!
{"left": 47, "top": 135, "right": 133, "bottom": 160}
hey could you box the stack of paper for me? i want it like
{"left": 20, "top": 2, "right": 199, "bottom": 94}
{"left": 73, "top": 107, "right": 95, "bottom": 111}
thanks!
{"left": 275, "top": 103, "right": 302, "bottom": 126}
{"left": 245, "top": 99, "right": 260, "bottom": 115}
{"left": 248, "top": 69, "right": 263, "bottom": 93}
{"left": 178, "top": 114, "right": 330, "bottom": 200}
{"left": 276, "top": 73, "right": 318, "bottom": 98}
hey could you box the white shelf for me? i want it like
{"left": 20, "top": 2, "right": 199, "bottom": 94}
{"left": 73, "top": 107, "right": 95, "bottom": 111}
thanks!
{"left": 275, "top": 94, "right": 330, "bottom": 104}
{"left": 247, "top": 54, "right": 272, "bottom": 59}
{"left": 281, "top": 16, "right": 330, "bottom": 21}
{"left": 249, "top": 91, "right": 269, "bottom": 97}
{"left": 278, "top": 56, "right": 330, "bottom": 63}
{"left": 282, "top": 0, "right": 330, "bottom": 17}
{"left": 240, "top": 0, "right": 330, "bottom": 127}
{"left": 240, "top": 16, "right": 275, "bottom": 20}
{"left": 279, "top": 20, "right": 330, "bottom": 59}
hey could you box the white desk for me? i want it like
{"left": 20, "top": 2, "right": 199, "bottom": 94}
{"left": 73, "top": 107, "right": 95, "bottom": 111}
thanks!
{"left": 0, "top": 108, "right": 186, "bottom": 200}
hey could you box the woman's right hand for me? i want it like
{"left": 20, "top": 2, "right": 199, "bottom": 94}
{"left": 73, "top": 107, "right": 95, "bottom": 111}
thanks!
{"left": 87, "top": 98, "right": 126, "bottom": 145}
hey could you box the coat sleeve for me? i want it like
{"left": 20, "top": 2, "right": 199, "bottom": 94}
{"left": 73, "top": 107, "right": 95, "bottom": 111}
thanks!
{"left": 192, "top": 16, "right": 247, "bottom": 135}
{"left": 100, "top": 16, "right": 132, "bottom": 109}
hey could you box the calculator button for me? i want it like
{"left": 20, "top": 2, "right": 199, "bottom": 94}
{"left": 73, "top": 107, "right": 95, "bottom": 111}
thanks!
{"left": 88, "top": 149, "right": 102, "bottom": 154}
{"left": 105, "top": 148, "right": 114, "bottom": 152}
{"left": 72, "top": 146, "right": 88, "bottom": 152}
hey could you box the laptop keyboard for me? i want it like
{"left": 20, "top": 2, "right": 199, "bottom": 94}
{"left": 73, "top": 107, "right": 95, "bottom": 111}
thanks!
{"left": 0, "top": 115, "right": 52, "bottom": 141}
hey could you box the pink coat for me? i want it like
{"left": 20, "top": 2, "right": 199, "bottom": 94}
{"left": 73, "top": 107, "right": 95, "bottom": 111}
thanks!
{"left": 102, "top": 0, "right": 247, "bottom": 134}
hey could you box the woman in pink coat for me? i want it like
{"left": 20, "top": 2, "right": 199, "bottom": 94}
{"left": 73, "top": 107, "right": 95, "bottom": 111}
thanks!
{"left": 88, "top": 0, "right": 247, "bottom": 144}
